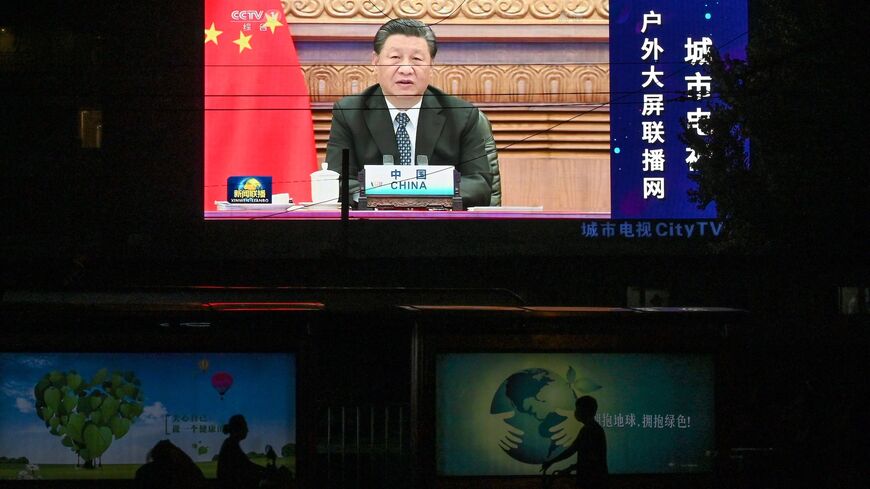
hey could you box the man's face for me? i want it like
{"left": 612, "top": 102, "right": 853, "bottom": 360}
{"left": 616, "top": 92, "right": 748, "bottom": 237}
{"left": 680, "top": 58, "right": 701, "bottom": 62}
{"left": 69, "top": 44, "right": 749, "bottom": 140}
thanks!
{"left": 373, "top": 34, "right": 433, "bottom": 108}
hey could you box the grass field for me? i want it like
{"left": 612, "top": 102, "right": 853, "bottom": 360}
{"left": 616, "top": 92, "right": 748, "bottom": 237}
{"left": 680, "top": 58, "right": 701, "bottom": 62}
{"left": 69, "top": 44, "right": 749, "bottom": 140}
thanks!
{"left": 0, "top": 457, "right": 294, "bottom": 480}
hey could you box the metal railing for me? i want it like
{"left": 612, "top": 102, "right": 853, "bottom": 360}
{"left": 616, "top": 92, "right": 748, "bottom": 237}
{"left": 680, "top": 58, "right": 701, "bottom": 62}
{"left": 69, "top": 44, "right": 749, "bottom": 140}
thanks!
{"left": 316, "top": 404, "right": 411, "bottom": 488}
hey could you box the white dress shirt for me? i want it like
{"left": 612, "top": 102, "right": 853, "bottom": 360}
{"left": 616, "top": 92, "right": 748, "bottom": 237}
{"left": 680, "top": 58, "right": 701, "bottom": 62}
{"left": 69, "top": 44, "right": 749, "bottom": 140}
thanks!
{"left": 385, "top": 97, "right": 422, "bottom": 164}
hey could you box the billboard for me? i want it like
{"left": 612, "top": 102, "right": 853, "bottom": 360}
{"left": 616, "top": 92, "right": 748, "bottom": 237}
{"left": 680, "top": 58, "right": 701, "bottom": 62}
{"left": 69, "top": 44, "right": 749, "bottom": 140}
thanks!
{"left": 203, "top": 0, "right": 747, "bottom": 223}
{"left": 436, "top": 353, "right": 714, "bottom": 475}
{"left": 0, "top": 353, "right": 295, "bottom": 480}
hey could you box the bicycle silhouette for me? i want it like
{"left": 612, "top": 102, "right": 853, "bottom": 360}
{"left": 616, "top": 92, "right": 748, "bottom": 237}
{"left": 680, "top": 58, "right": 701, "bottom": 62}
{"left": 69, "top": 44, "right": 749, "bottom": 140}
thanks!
{"left": 540, "top": 466, "right": 574, "bottom": 489}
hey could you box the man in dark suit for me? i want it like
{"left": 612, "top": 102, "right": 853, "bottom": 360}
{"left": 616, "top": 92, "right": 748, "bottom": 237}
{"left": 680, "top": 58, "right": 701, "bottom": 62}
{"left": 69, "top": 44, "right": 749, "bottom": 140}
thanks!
{"left": 325, "top": 19, "right": 493, "bottom": 209}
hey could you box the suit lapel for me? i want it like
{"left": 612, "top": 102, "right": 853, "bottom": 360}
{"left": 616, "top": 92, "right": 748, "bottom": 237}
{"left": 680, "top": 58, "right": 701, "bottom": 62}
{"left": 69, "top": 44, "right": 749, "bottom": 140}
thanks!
{"left": 417, "top": 88, "right": 445, "bottom": 163}
{"left": 364, "top": 86, "right": 399, "bottom": 161}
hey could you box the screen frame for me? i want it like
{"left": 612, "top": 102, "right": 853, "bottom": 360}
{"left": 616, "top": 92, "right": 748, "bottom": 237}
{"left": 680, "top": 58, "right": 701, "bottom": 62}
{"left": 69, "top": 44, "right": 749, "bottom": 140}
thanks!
{"left": 409, "top": 310, "right": 730, "bottom": 487}
{"left": 0, "top": 309, "right": 308, "bottom": 486}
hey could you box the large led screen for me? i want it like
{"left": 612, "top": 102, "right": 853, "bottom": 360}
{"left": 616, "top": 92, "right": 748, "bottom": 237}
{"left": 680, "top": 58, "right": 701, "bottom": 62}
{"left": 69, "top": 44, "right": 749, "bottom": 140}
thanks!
{"left": 436, "top": 353, "right": 713, "bottom": 475}
{"left": 0, "top": 353, "right": 295, "bottom": 480}
{"left": 204, "top": 1, "right": 747, "bottom": 221}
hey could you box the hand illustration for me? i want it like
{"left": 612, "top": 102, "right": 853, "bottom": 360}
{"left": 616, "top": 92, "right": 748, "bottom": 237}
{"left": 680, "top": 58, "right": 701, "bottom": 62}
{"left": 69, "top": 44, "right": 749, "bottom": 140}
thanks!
{"left": 549, "top": 408, "right": 582, "bottom": 448}
{"left": 490, "top": 410, "right": 524, "bottom": 452}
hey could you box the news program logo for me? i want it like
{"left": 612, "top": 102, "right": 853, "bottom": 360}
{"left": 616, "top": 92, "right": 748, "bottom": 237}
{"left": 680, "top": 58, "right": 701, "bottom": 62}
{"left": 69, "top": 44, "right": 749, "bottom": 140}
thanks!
{"left": 228, "top": 176, "right": 272, "bottom": 203}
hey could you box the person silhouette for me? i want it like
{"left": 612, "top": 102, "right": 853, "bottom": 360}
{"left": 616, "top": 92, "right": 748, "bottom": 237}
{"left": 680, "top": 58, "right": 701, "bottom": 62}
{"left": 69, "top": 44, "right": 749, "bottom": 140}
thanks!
{"left": 217, "top": 414, "right": 267, "bottom": 489}
{"left": 541, "top": 395, "right": 609, "bottom": 488}
{"left": 134, "top": 439, "right": 206, "bottom": 489}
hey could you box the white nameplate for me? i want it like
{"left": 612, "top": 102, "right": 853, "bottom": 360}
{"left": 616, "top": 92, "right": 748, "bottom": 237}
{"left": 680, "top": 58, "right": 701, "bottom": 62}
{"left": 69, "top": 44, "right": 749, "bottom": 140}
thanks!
{"left": 363, "top": 165, "right": 455, "bottom": 196}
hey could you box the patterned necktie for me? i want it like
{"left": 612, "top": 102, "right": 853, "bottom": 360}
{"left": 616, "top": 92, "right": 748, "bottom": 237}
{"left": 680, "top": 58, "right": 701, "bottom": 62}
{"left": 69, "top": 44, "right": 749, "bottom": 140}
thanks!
{"left": 395, "top": 112, "right": 412, "bottom": 165}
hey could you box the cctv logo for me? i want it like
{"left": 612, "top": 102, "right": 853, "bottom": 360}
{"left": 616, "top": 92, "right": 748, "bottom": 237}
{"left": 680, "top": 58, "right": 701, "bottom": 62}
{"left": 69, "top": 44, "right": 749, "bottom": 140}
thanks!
{"left": 231, "top": 10, "right": 265, "bottom": 22}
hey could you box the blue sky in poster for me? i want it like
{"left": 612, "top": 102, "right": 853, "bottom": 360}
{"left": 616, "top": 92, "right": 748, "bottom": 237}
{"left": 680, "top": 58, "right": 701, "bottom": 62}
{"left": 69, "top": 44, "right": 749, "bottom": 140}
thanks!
{"left": 0, "top": 353, "right": 295, "bottom": 465}
{"left": 610, "top": 0, "right": 749, "bottom": 218}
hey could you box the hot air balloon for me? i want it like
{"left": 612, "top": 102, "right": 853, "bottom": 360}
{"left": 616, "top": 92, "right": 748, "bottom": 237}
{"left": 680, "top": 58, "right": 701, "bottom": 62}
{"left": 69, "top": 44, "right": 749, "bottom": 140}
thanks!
{"left": 211, "top": 372, "right": 233, "bottom": 400}
{"left": 198, "top": 358, "right": 209, "bottom": 373}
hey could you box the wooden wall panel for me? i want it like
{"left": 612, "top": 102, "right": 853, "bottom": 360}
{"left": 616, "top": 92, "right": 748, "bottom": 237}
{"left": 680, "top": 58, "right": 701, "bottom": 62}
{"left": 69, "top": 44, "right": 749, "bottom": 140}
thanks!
{"left": 499, "top": 158, "right": 610, "bottom": 211}
{"left": 312, "top": 106, "right": 610, "bottom": 160}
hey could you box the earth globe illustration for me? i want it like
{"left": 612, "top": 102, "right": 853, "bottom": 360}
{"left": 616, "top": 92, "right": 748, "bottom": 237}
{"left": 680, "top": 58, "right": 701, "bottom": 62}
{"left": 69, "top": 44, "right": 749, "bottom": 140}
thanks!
{"left": 239, "top": 178, "right": 263, "bottom": 190}
{"left": 490, "top": 368, "right": 577, "bottom": 464}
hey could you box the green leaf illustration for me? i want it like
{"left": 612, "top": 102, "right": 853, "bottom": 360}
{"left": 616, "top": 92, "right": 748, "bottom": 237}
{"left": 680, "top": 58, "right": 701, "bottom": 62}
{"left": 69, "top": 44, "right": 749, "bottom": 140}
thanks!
{"left": 573, "top": 377, "right": 602, "bottom": 393}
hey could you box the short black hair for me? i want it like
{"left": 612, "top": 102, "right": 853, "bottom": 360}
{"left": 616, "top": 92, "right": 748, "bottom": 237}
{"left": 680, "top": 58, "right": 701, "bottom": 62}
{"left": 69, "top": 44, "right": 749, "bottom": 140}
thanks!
{"left": 373, "top": 18, "right": 437, "bottom": 58}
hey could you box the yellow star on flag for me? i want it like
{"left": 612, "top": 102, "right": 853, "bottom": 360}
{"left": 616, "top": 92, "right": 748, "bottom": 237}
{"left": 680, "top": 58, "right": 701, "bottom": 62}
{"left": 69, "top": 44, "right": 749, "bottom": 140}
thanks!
{"left": 233, "top": 31, "right": 253, "bottom": 53}
{"left": 263, "top": 13, "right": 283, "bottom": 34}
{"left": 204, "top": 22, "right": 222, "bottom": 45}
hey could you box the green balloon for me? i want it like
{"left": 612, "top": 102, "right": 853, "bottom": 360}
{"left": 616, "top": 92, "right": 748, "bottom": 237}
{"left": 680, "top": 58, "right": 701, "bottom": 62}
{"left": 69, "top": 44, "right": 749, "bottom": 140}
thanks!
{"left": 89, "top": 395, "right": 103, "bottom": 411}
{"left": 38, "top": 406, "right": 51, "bottom": 421}
{"left": 34, "top": 379, "right": 51, "bottom": 403}
{"left": 100, "top": 397, "right": 119, "bottom": 418}
{"left": 62, "top": 392, "right": 77, "bottom": 413}
{"left": 92, "top": 368, "right": 108, "bottom": 386}
{"left": 44, "top": 387, "right": 61, "bottom": 410}
{"left": 67, "top": 413, "right": 85, "bottom": 443}
{"left": 49, "top": 371, "right": 64, "bottom": 386}
{"left": 84, "top": 424, "right": 113, "bottom": 458}
{"left": 66, "top": 373, "right": 83, "bottom": 392}
{"left": 110, "top": 415, "right": 131, "bottom": 439}
{"left": 34, "top": 368, "right": 145, "bottom": 465}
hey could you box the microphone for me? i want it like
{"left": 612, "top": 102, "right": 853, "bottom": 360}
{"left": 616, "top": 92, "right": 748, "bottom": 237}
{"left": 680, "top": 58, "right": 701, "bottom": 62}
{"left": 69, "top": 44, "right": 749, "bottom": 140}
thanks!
{"left": 416, "top": 155, "right": 428, "bottom": 166}
{"left": 382, "top": 154, "right": 394, "bottom": 165}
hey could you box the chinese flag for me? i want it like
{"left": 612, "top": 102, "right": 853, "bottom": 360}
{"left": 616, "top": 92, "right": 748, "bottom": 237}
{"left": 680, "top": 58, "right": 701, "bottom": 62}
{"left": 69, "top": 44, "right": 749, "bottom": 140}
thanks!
{"left": 204, "top": 0, "right": 316, "bottom": 210}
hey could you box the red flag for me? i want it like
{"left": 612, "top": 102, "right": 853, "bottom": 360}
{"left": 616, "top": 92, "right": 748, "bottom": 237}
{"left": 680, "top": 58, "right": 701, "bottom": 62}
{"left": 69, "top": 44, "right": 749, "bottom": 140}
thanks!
{"left": 204, "top": 1, "right": 316, "bottom": 211}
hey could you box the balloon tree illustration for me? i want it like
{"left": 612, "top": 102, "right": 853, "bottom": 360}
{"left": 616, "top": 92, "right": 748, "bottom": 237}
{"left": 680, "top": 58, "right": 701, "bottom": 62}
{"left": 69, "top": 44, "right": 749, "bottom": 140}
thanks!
{"left": 33, "top": 369, "right": 144, "bottom": 468}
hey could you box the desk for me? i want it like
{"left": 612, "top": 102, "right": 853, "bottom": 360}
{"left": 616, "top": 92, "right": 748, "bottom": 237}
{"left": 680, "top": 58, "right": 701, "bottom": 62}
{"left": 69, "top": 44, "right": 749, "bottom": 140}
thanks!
{"left": 204, "top": 210, "right": 610, "bottom": 220}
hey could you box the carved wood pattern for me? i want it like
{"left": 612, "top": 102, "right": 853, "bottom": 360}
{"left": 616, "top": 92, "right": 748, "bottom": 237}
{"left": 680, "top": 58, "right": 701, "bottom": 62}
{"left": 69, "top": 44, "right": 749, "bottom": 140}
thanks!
{"left": 301, "top": 64, "right": 609, "bottom": 103}
{"left": 311, "top": 107, "right": 610, "bottom": 160}
{"left": 284, "top": 0, "right": 608, "bottom": 22}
